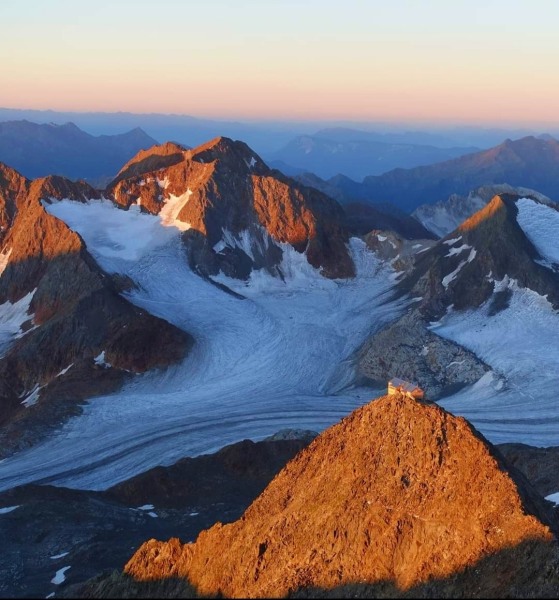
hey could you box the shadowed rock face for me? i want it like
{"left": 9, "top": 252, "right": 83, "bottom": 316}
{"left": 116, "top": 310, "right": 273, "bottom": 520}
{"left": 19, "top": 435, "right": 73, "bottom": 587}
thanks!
{"left": 124, "top": 394, "right": 554, "bottom": 598}
{"left": 0, "top": 165, "right": 192, "bottom": 456}
{"left": 107, "top": 137, "right": 355, "bottom": 280}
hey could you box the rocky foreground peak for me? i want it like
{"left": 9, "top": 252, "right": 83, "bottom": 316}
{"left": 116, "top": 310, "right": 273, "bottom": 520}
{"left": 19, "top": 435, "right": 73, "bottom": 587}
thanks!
{"left": 125, "top": 394, "right": 554, "bottom": 598}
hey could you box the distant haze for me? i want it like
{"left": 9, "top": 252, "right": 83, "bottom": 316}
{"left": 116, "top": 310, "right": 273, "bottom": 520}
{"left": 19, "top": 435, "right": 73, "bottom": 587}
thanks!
{"left": 2, "top": 0, "right": 559, "bottom": 127}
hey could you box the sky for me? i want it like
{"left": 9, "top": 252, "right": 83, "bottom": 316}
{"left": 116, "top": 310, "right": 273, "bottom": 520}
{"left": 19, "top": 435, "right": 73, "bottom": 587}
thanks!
{"left": 2, "top": 0, "right": 559, "bottom": 126}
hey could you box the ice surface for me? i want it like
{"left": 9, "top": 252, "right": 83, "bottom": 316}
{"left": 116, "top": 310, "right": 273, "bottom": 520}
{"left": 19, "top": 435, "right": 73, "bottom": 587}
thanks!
{"left": 51, "top": 566, "right": 70, "bottom": 585}
{"left": 0, "top": 201, "right": 406, "bottom": 492}
{"left": 516, "top": 197, "right": 559, "bottom": 267}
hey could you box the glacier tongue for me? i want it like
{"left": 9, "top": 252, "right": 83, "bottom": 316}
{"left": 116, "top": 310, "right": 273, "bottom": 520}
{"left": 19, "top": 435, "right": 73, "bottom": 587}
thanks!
{"left": 0, "top": 201, "right": 405, "bottom": 492}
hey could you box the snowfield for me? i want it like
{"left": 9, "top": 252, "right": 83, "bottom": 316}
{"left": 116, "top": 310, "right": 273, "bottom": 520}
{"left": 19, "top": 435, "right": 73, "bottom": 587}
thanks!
{"left": 0, "top": 200, "right": 406, "bottom": 491}
{"left": 434, "top": 280, "right": 559, "bottom": 446}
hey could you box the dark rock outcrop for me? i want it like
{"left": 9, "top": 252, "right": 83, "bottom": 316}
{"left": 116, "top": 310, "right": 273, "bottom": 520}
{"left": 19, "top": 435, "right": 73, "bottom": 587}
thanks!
{"left": 358, "top": 310, "right": 489, "bottom": 399}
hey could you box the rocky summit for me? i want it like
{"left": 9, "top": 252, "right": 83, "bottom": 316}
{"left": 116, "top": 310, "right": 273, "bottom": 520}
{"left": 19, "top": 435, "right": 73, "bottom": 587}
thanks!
{"left": 124, "top": 393, "right": 554, "bottom": 598}
{"left": 107, "top": 137, "right": 355, "bottom": 280}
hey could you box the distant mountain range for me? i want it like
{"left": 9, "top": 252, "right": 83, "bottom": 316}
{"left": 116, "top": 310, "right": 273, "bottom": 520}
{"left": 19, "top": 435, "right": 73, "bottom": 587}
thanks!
{"left": 267, "top": 131, "right": 479, "bottom": 180}
{"left": 328, "top": 135, "right": 559, "bottom": 213}
{"left": 0, "top": 120, "right": 157, "bottom": 184}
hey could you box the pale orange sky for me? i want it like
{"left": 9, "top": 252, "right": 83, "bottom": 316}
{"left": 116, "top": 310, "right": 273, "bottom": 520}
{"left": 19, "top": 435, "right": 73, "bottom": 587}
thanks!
{"left": 2, "top": 0, "right": 559, "bottom": 127}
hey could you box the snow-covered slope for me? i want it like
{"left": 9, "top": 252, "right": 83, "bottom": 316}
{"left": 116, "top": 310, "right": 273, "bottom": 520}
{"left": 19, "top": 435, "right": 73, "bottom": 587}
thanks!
{"left": 435, "top": 282, "right": 559, "bottom": 445}
{"left": 0, "top": 199, "right": 406, "bottom": 491}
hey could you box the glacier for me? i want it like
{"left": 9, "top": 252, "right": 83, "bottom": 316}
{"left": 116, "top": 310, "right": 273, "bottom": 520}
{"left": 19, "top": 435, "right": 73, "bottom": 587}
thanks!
{"left": 0, "top": 199, "right": 406, "bottom": 491}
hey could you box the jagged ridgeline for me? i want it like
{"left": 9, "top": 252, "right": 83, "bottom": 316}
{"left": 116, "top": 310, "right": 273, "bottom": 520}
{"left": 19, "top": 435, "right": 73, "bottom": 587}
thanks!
{"left": 107, "top": 137, "right": 355, "bottom": 280}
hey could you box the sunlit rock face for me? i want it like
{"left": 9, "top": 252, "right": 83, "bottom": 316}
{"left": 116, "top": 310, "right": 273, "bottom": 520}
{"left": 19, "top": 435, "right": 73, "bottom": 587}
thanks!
{"left": 125, "top": 394, "right": 554, "bottom": 598}
{"left": 107, "top": 137, "right": 355, "bottom": 280}
{"left": 0, "top": 165, "right": 191, "bottom": 456}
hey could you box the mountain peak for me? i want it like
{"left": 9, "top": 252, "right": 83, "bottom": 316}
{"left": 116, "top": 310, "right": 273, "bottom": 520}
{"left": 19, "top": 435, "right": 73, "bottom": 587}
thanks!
{"left": 458, "top": 192, "right": 507, "bottom": 232}
{"left": 113, "top": 142, "right": 187, "bottom": 183}
{"left": 188, "top": 135, "right": 265, "bottom": 170}
{"left": 125, "top": 393, "right": 553, "bottom": 597}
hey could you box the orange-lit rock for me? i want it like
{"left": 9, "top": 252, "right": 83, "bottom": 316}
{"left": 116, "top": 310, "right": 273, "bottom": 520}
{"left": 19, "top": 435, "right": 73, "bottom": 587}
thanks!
{"left": 125, "top": 394, "right": 554, "bottom": 598}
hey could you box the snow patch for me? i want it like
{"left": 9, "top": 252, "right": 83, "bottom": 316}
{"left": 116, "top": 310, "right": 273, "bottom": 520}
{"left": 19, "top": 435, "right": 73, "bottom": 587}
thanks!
{"left": 376, "top": 234, "right": 387, "bottom": 242}
{"left": 442, "top": 260, "right": 468, "bottom": 289}
{"left": 445, "top": 244, "right": 470, "bottom": 258}
{"left": 51, "top": 566, "right": 71, "bottom": 585}
{"left": 0, "top": 247, "right": 12, "bottom": 276}
{"left": 136, "top": 504, "right": 155, "bottom": 510}
{"left": 56, "top": 364, "right": 74, "bottom": 377}
{"left": 94, "top": 351, "right": 111, "bottom": 368}
{"left": 159, "top": 189, "right": 193, "bottom": 232}
{"left": 516, "top": 197, "right": 559, "bottom": 268}
{"left": 50, "top": 552, "right": 69, "bottom": 560}
{"left": 0, "top": 290, "right": 36, "bottom": 357}
{"left": 21, "top": 384, "right": 42, "bottom": 408}
{"left": 443, "top": 236, "right": 462, "bottom": 246}
{"left": 0, "top": 505, "right": 19, "bottom": 514}
{"left": 147, "top": 511, "right": 158, "bottom": 518}
{"left": 157, "top": 176, "right": 170, "bottom": 189}
{"left": 545, "top": 492, "right": 559, "bottom": 505}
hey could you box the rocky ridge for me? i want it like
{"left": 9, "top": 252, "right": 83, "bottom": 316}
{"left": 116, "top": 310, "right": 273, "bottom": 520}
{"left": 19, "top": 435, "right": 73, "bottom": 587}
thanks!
{"left": 124, "top": 393, "right": 555, "bottom": 598}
